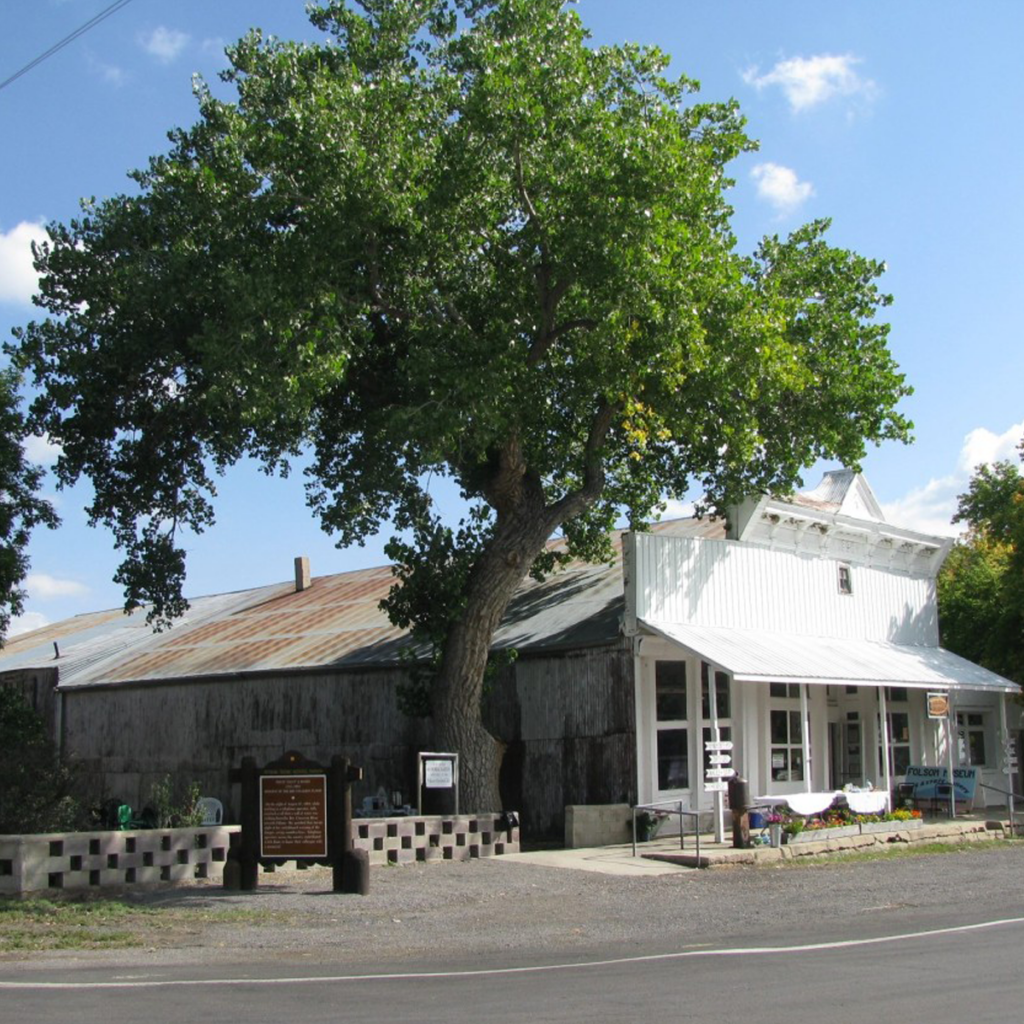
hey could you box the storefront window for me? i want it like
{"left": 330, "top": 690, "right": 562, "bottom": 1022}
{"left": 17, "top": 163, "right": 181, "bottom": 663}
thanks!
{"left": 657, "top": 728, "right": 689, "bottom": 790}
{"left": 655, "top": 661, "right": 689, "bottom": 791}
{"left": 879, "top": 688, "right": 912, "bottom": 777}
{"left": 769, "top": 685, "right": 805, "bottom": 782}
{"left": 957, "top": 711, "right": 989, "bottom": 767}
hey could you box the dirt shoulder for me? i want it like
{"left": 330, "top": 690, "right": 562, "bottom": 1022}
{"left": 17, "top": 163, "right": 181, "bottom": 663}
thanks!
{"left": 3, "top": 843, "right": 1024, "bottom": 971}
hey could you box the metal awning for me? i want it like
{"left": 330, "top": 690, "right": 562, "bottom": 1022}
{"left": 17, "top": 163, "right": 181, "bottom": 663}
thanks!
{"left": 640, "top": 620, "right": 1020, "bottom": 694}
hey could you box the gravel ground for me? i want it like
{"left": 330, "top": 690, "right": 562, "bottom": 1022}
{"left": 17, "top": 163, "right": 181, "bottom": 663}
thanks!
{"left": 5, "top": 843, "right": 1024, "bottom": 972}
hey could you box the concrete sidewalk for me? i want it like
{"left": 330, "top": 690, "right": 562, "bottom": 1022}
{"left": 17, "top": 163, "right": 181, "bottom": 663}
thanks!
{"left": 502, "top": 816, "right": 1016, "bottom": 876}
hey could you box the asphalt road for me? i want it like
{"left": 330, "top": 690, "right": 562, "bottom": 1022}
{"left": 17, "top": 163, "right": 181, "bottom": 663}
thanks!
{"left": 3, "top": 911, "right": 1022, "bottom": 1024}
{"left": 3, "top": 846, "right": 1024, "bottom": 1023}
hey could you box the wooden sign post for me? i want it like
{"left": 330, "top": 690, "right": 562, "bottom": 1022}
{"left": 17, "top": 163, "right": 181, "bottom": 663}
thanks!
{"left": 231, "top": 750, "right": 364, "bottom": 893}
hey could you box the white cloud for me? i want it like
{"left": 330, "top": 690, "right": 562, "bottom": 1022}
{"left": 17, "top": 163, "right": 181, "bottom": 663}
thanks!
{"left": 743, "top": 54, "right": 877, "bottom": 113}
{"left": 8, "top": 611, "right": 50, "bottom": 637}
{"left": 23, "top": 434, "right": 62, "bottom": 467}
{"left": 750, "top": 162, "right": 814, "bottom": 214}
{"left": 957, "top": 420, "right": 1024, "bottom": 473}
{"left": 87, "top": 53, "right": 127, "bottom": 86}
{"left": 140, "top": 26, "right": 190, "bottom": 64}
{"left": 880, "top": 475, "right": 961, "bottom": 538}
{"left": 0, "top": 221, "right": 46, "bottom": 305}
{"left": 25, "top": 574, "right": 89, "bottom": 600}
{"left": 881, "top": 419, "right": 1024, "bottom": 536}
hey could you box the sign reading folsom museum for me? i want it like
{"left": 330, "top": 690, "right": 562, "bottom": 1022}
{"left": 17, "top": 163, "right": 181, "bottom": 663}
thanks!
{"left": 259, "top": 773, "right": 328, "bottom": 858}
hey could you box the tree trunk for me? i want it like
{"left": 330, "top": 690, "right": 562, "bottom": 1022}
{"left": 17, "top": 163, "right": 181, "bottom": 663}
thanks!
{"left": 431, "top": 511, "right": 557, "bottom": 812}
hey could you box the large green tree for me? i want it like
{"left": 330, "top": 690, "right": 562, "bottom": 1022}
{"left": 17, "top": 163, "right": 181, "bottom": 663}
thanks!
{"left": 11, "top": 0, "right": 911, "bottom": 809}
{"left": 0, "top": 368, "right": 59, "bottom": 643}
{"left": 939, "top": 439, "right": 1024, "bottom": 684}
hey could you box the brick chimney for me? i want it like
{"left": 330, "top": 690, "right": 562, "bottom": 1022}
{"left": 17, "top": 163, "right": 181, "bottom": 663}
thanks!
{"left": 294, "top": 555, "right": 311, "bottom": 592}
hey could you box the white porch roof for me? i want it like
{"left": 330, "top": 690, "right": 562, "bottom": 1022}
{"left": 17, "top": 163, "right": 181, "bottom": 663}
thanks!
{"left": 640, "top": 620, "right": 1020, "bottom": 694}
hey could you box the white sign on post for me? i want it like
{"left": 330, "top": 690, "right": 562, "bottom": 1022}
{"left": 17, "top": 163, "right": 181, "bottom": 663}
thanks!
{"left": 704, "top": 740, "right": 733, "bottom": 752}
{"left": 706, "top": 767, "right": 735, "bottom": 779}
{"left": 424, "top": 759, "right": 454, "bottom": 789}
{"left": 705, "top": 782, "right": 729, "bottom": 792}
{"left": 708, "top": 754, "right": 732, "bottom": 765}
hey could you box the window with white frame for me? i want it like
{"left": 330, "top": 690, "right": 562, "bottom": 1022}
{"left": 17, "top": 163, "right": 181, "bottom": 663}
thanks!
{"left": 957, "top": 710, "right": 991, "bottom": 767}
{"left": 769, "top": 682, "right": 805, "bottom": 782}
{"left": 838, "top": 563, "right": 853, "bottom": 595}
{"left": 655, "top": 661, "right": 689, "bottom": 791}
{"left": 880, "top": 687, "right": 911, "bottom": 776}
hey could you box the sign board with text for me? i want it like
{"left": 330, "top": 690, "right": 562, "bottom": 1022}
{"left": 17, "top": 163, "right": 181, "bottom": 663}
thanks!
{"left": 260, "top": 773, "right": 328, "bottom": 859}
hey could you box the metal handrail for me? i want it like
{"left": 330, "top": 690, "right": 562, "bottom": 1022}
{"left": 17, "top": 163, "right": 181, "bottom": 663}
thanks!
{"left": 978, "top": 782, "right": 1023, "bottom": 802}
{"left": 978, "top": 782, "right": 1022, "bottom": 836}
{"left": 631, "top": 800, "right": 702, "bottom": 862}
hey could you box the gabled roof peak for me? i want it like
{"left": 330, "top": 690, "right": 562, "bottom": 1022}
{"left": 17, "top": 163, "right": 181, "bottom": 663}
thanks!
{"left": 794, "top": 469, "right": 886, "bottom": 523}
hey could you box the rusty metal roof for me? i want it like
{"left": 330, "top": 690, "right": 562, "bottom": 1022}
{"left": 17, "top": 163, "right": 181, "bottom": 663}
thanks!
{"left": 0, "top": 518, "right": 724, "bottom": 690}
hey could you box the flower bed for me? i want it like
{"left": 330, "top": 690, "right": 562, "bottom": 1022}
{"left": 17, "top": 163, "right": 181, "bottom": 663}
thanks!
{"left": 754, "top": 804, "right": 924, "bottom": 845}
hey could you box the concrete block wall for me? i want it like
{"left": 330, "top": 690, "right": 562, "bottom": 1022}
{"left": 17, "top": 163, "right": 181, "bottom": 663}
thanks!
{"left": 564, "top": 803, "right": 633, "bottom": 848}
{"left": 0, "top": 825, "right": 240, "bottom": 895}
{"left": 352, "top": 814, "right": 520, "bottom": 865}
{"left": 1, "top": 815, "right": 519, "bottom": 893}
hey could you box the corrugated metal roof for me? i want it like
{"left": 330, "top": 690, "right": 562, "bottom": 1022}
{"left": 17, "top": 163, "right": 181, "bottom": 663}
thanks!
{"left": 0, "top": 518, "right": 729, "bottom": 689}
{"left": 6, "top": 524, "right": 729, "bottom": 684}
{"left": 643, "top": 620, "right": 1020, "bottom": 693}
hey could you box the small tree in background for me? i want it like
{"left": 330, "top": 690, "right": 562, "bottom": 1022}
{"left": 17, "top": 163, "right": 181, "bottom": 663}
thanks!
{"left": 939, "top": 439, "right": 1024, "bottom": 684}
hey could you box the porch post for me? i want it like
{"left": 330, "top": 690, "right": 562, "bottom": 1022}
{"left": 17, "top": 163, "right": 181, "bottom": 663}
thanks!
{"left": 709, "top": 667, "right": 725, "bottom": 843}
{"left": 1000, "top": 693, "right": 1015, "bottom": 824}
{"left": 879, "top": 686, "right": 892, "bottom": 806}
{"left": 946, "top": 693, "right": 957, "bottom": 818}
{"left": 800, "top": 684, "right": 811, "bottom": 794}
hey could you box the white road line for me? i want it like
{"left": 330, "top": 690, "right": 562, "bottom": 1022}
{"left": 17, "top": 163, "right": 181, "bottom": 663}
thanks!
{"left": 3, "top": 916, "right": 1023, "bottom": 991}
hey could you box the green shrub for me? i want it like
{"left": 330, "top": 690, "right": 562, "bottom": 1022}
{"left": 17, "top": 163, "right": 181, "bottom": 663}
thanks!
{"left": 0, "top": 687, "right": 83, "bottom": 834}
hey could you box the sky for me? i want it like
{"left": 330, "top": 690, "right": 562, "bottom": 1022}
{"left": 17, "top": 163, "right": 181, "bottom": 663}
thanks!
{"left": 1, "top": 0, "right": 1022, "bottom": 635}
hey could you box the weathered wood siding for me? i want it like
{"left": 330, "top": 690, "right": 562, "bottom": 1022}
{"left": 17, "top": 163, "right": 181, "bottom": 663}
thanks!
{"left": 509, "top": 638, "right": 636, "bottom": 838}
{"left": 47, "top": 640, "right": 635, "bottom": 839}
{"left": 59, "top": 668, "right": 429, "bottom": 818}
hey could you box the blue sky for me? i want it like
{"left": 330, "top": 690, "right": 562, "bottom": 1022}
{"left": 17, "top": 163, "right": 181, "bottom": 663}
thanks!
{"left": 2, "top": 0, "right": 1022, "bottom": 634}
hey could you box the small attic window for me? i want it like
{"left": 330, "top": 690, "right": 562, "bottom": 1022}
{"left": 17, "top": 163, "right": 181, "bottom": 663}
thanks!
{"left": 837, "top": 563, "right": 853, "bottom": 595}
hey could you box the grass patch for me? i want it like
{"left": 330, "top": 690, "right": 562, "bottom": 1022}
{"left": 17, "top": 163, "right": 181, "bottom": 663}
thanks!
{"left": 778, "top": 838, "right": 1020, "bottom": 868}
{"left": 0, "top": 896, "right": 282, "bottom": 953}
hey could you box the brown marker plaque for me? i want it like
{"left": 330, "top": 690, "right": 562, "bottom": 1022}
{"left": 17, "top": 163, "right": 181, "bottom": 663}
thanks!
{"left": 260, "top": 774, "right": 328, "bottom": 858}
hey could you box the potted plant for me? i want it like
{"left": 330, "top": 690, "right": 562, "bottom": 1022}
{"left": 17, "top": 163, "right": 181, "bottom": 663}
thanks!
{"left": 635, "top": 810, "right": 663, "bottom": 842}
{"left": 782, "top": 817, "right": 805, "bottom": 843}
{"left": 766, "top": 812, "right": 785, "bottom": 848}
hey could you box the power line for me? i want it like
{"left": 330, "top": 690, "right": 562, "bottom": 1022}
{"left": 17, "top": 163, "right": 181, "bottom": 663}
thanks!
{"left": 0, "top": 0, "right": 139, "bottom": 94}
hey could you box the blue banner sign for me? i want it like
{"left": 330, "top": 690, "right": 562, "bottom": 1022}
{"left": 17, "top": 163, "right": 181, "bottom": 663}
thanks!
{"left": 904, "top": 765, "right": 978, "bottom": 800}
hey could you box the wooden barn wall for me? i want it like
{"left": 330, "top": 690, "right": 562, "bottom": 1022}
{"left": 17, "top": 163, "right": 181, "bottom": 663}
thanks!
{"left": 59, "top": 668, "right": 430, "bottom": 819}
{"left": 55, "top": 640, "right": 636, "bottom": 838}
{"left": 506, "top": 638, "right": 637, "bottom": 838}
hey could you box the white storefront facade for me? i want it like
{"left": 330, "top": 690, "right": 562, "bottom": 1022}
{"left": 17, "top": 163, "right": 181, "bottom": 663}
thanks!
{"left": 626, "top": 472, "right": 1021, "bottom": 818}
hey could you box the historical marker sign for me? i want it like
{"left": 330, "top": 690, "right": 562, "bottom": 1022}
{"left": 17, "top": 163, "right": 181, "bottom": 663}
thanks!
{"left": 260, "top": 773, "right": 328, "bottom": 859}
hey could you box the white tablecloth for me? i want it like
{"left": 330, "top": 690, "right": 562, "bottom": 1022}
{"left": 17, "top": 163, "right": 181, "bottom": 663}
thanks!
{"left": 753, "top": 790, "right": 889, "bottom": 816}
{"left": 843, "top": 790, "right": 888, "bottom": 814}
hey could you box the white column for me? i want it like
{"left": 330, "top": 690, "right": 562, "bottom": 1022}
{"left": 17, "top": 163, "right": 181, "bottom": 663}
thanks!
{"left": 709, "top": 666, "right": 724, "bottom": 842}
{"left": 1000, "top": 693, "right": 1015, "bottom": 824}
{"left": 879, "top": 686, "right": 892, "bottom": 804}
{"left": 800, "top": 684, "right": 811, "bottom": 794}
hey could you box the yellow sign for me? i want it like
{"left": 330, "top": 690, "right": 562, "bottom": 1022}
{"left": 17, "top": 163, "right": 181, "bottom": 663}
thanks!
{"left": 927, "top": 692, "right": 950, "bottom": 719}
